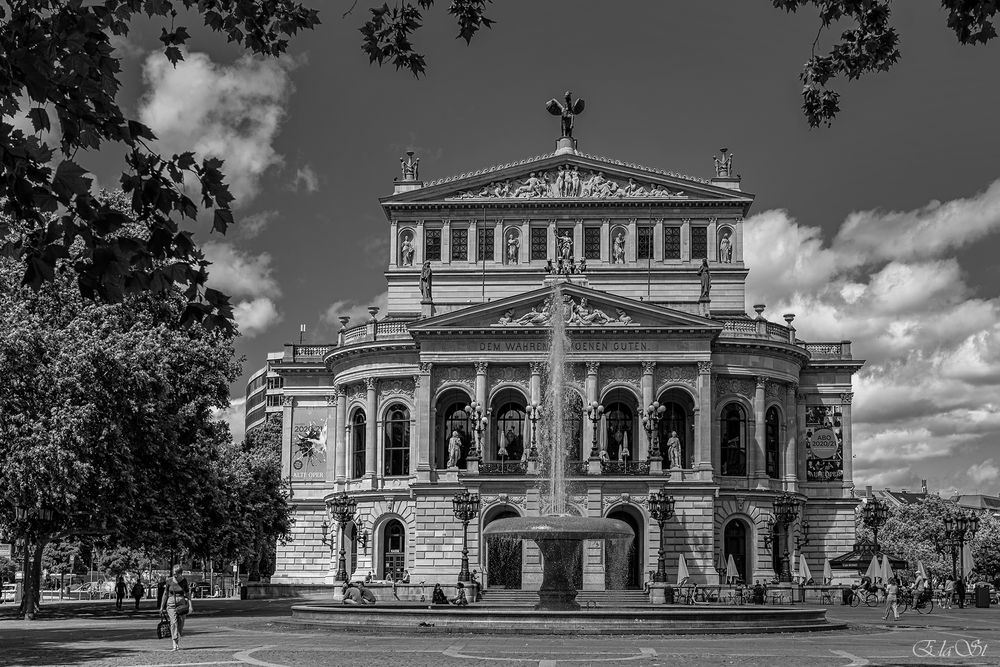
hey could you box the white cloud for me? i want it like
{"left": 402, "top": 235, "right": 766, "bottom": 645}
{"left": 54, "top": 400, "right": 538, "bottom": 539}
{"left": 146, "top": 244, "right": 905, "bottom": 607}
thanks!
{"left": 290, "top": 165, "right": 319, "bottom": 193}
{"left": 238, "top": 210, "right": 278, "bottom": 240}
{"left": 203, "top": 241, "right": 282, "bottom": 338}
{"left": 321, "top": 290, "right": 389, "bottom": 330}
{"left": 138, "top": 51, "right": 296, "bottom": 206}
{"left": 744, "top": 180, "right": 1000, "bottom": 495}
{"left": 967, "top": 459, "right": 999, "bottom": 486}
{"left": 213, "top": 396, "right": 246, "bottom": 446}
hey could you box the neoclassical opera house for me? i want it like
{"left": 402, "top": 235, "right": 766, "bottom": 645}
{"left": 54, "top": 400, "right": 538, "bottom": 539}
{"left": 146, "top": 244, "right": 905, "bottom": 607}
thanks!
{"left": 271, "top": 122, "right": 863, "bottom": 591}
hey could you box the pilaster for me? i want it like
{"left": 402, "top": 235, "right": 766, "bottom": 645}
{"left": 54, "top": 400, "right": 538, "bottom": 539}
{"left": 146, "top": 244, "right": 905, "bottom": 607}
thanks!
{"left": 840, "top": 392, "right": 854, "bottom": 487}
{"left": 753, "top": 375, "right": 767, "bottom": 485}
{"left": 697, "top": 361, "right": 714, "bottom": 473}
{"left": 640, "top": 361, "right": 654, "bottom": 460}
{"left": 416, "top": 363, "right": 433, "bottom": 479}
{"left": 783, "top": 383, "right": 797, "bottom": 491}
{"left": 365, "top": 377, "right": 378, "bottom": 486}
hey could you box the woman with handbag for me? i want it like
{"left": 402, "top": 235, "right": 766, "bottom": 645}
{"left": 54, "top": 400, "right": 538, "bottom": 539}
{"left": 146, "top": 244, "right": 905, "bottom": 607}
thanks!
{"left": 159, "top": 565, "right": 191, "bottom": 651}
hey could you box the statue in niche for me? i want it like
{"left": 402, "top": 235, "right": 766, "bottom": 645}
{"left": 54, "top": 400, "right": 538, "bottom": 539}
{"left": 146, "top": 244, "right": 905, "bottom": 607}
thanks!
{"left": 545, "top": 91, "right": 586, "bottom": 138}
{"left": 666, "top": 431, "right": 682, "bottom": 469}
{"left": 558, "top": 231, "right": 573, "bottom": 260}
{"left": 719, "top": 232, "right": 733, "bottom": 263}
{"left": 612, "top": 232, "right": 626, "bottom": 264}
{"left": 507, "top": 233, "right": 519, "bottom": 264}
{"left": 420, "top": 261, "right": 433, "bottom": 301}
{"left": 447, "top": 430, "right": 463, "bottom": 468}
{"left": 400, "top": 234, "right": 415, "bottom": 266}
{"left": 697, "top": 258, "right": 711, "bottom": 301}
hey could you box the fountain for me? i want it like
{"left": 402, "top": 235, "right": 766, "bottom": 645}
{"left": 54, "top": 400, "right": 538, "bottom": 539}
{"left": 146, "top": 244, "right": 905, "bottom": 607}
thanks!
{"left": 483, "top": 280, "right": 634, "bottom": 611}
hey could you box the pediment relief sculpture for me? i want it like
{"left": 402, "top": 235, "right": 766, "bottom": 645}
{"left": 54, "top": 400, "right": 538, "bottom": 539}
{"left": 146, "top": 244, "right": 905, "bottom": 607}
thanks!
{"left": 493, "top": 295, "right": 636, "bottom": 327}
{"left": 450, "top": 166, "right": 686, "bottom": 200}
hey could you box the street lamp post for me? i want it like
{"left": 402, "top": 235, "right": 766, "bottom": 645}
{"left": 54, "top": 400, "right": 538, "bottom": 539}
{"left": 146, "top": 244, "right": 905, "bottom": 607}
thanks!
{"left": 940, "top": 514, "right": 980, "bottom": 580}
{"left": 773, "top": 493, "right": 799, "bottom": 583}
{"left": 584, "top": 402, "right": 604, "bottom": 459}
{"left": 648, "top": 490, "right": 676, "bottom": 583}
{"left": 322, "top": 492, "right": 357, "bottom": 584}
{"left": 452, "top": 491, "right": 481, "bottom": 583}
{"left": 526, "top": 402, "right": 541, "bottom": 460}
{"left": 641, "top": 402, "right": 666, "bottom": 459}
{"left": 861, "top": 495, "right": 888, "bottom": 551}
{"left": 464, "top": 402, "right": 488, "bottom": 460}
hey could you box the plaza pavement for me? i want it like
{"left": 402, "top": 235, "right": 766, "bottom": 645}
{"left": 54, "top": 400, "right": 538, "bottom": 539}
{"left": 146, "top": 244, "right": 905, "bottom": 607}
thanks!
{"left": 1, "top": 597, "right": 998, "bottom": 666}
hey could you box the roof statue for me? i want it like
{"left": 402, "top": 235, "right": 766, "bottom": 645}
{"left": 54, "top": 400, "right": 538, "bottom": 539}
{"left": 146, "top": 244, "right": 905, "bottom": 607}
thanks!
{"left": 713, "top": 147, "right": 734, "bottom": 178}
{"left": 400, "top": 150, "right": 420, "bottom": 181}
{"left": 546, "top": 91, "right": 585, "bottom": 139}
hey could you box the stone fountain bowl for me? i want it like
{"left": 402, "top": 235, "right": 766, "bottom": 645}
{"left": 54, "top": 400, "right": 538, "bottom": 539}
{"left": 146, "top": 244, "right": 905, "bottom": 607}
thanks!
{"left": 482, "top": 515, "right": 633, "bottom": 541}
{"left": 484, "top": 515, "right": 633, "bottom": 611}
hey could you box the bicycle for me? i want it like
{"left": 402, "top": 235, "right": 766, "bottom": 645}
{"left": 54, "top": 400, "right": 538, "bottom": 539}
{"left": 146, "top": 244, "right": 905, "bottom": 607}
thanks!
{"left": 849, "top": 588, "right": 878, "bottom": 607}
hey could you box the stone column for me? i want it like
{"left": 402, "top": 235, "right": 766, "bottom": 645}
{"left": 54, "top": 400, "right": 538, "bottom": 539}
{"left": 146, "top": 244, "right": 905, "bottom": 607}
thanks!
{"left": 390, "top": 221, "right": 399, "bottom": 267}
{"left": 783, "top": 383, "right": 797, "bottom": 491}
{"left": 281, "top": 395, "right": 294, "bottom": 487}
{"left": 734, "top": 217, "right": 744, "bottom": 263}
{"left": 753, "top": 376, "right": 767, "bottom": 484}
{"left": 840, "top": 392, "right": 854, "bottom": 487}
{"left": 529, "top": 362, "right": 544, "bottom": 454}
{"left": 365, "top": 377, "right": 378, "bottom": 485}
{"left": 414, "top": 220, "right": 424, "bottom": 265}
{"left": 335, "top": 385, "right": 347, "bottom": 485}
{"left": 640, "top": 361, "right": 655, "bottom": 460}
{"left": 468, "top": 221, "right": 478, "bottom": 265}
{"left": 681, "top": 218, "right": 691, "bottom": 262}
{"left": 627, "top": 217, "right": 638, "bottom": 262}
{"left": 796, "top": 390, "right": 808, "bottom": 482}
{"left": 441, "top": 219, "right": 451, "bottom": 264}
{"left": 475, "top": 362, "right": 488, "bottom": 456}
{"left": 573, "top": 219, "right": 583, "bottom": 264}
{"left": 653, "top": 218, "right": 664, "bottom": 262}
{"left": 707, "top": 217, "right": 718, "bottom": 262}
{"left": 520, "top": 219, "right": 530, "bottom": 264}
{"left": 585, "top": 361, "right": 600, "bottom": 460}
{"left": 416, "top": 363, "right": 433, "bottom": 480}
{"left": 494, "top": 218, "right": 504, "bottom": 264}
{"left": 697, "top": 361, "right": 714, "bottom": 473}
{"left": 327, "top": 391, "right": 339, "bottom": 482}
{"left": 547, "top": 220, "right": 557, "bottom": 260}
{"left": 600, "top": 218, "right": 610, "bottom": 263}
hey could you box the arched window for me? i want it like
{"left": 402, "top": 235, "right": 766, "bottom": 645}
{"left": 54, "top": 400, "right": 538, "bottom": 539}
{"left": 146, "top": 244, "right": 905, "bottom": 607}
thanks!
{"left": 765, "top": 406, "right": 780, "bottom": 479}
{"left": 720, "top": 403, "right": 747, "bottom": 476}
{"left": 383, "top": 404, "right": 410, "bottom": 476}
{"left": 605, "top": 401, "right": 634, "bottom": 461}
{"left": 351, "top": 409, "right": 366, "bottom": 479}
{"left": 724, "top": 520, "right": 748, "bottom": 583}
{"left": 562, "top": 391, "right": 584, "bottom": 461}
{"left": 435, "top": 389, "right": 472, "bottom": 469}
{"left": 382, "top": 519, "right": 406, "bottom": 581}
{"left": 492, "top": 388, "right": 526, "bottom": 461}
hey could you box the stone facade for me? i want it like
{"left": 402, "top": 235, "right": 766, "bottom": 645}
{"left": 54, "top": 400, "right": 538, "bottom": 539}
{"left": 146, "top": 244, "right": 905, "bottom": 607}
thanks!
{"left": 269, "top": 143, "right": 863, "bottom": 590}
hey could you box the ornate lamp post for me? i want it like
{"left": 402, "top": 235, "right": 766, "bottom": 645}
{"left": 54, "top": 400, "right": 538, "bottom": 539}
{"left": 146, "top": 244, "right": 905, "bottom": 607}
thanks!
{"left": 452, "top": 490, "right": 481, "bottom": 583}
{"left": 584, "top": 402, "right": 604, "bottom": 459}
{"left": 940, "top": 514, "right": 980, "bottom": 580}
{"left": 464, "top": 402, "right": 488, "bottom": 459}
{"left": 648, "top": 490, "right": 676, "bottom": 583}
{"left": 641, "top": 401, "right": 666, "bottom": 459}
{"left": 861, "top": 495, "right": 889, "bottom": 551}
{"left": 773, "top": 493, "right": 799, "bottom": 583}
{"left": 526, "top": 402, "right": 541, "bottom": 459}
{"left": 322, "top": 492, "right": 357, "bottom": 583}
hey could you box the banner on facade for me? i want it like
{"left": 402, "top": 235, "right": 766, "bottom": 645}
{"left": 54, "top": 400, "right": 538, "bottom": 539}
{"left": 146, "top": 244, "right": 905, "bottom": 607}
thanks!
{"left": 291, "top": 406, "right": 328, "bottom": 481}
{"left": 805, "top": 405, "right": 843, "bottom": 482}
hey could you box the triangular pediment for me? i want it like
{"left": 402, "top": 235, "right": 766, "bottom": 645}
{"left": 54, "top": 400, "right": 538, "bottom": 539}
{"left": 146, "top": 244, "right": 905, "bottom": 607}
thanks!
{"left": 408, "top": 283, "right": 723, "bottom": 333}
{"left": 382, "top": 152, "right": 754, "bottom": 205}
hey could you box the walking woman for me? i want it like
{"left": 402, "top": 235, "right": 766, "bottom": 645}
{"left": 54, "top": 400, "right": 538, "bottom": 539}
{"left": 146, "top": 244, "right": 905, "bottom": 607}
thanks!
{"left": 883, "top": 577, "right": 900, "bottom": 621}
{"left": 159, "top": 565, "right": 191, "bottom": 651}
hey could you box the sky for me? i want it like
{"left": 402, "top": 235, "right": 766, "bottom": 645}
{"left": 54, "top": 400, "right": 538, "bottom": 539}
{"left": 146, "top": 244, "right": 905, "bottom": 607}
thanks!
{"left": 66, "top": 1, "right": 1000, "bottom": 496}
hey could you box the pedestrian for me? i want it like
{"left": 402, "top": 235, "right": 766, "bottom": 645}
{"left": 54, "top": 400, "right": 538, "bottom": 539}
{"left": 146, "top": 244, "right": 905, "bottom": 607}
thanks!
{"left": 449, "top": 582, "right": 469, "bottom": 606}
{"left": 883, "top": 577, "right": 900, "bottom": 621}
{"left": 400, "top": 569, "right": 411, "bottom": 584}
{"left": 114, "top": 575, "right": 127, "bottom": 611}
{"left": 342, "top": 582, "right": 362, "bottom": 604}
{"left": 159, "top": 565, "right": 191, "bottom": 652}
{"left": 156, "top": 575, "right": 166, "bottom": 609}
{"left": 131, "top": 579, "right": 144, "bottom": 610}
{"left": 357, "top": 581, "right": 377, "bottom": 605}
{"left": 944, "top": 576, "right": 954, "bottom": 609}
{"left": 432, "top": 583, "right": 448, "bottom": 605}
{"left": 955, "top": 577, "right": 966, "bottom": 609}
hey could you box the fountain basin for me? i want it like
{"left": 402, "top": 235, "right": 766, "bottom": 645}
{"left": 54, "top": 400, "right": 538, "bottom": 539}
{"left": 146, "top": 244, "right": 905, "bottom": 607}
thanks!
{"left": 484, "top": 515, "right": 632, "bottom": 611}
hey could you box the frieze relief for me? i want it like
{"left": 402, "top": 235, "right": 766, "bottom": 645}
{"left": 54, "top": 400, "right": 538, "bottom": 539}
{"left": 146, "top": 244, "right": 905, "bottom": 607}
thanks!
{"left": 714, "top": 376, "right": 754, "bottom": 401}
{"left": 489, "top": 366, "right": 529, "bottom": 393}
{"left": 655, "top": 365, "right": 697, "bottom": 390}
{"left": 433, "top": 366, "right": 475, "bottom": 395}
{"left": 598, "top": 364, "right": 641, "bottom": 392}
{"left": 377, "top": 378, "right": 416, "bottom": 402}
{"left": 450, "top": 166, "right": 687, "bottom": 200}
{"left": 765, "top": 381, "right": 785, "bottom": 401}
{"left": 481, "top": 494, "right": 526, "bottom": 509}
{"left": 494, "top": 294, "right": 636, "bottom": 327}
{"left": 602, "top": 493, "right": 649, "bottom": 510}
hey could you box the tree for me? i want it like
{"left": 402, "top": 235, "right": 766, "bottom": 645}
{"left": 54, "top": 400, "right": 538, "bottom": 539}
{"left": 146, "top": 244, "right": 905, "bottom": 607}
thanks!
{"left": 0, "top": 214, "right": 243, "bottom": 617}
{"left": 0, "top": 0, "right": 320, "bottom": 333}
{"left": 970, "top": 513, "right": 1000, "bottom": 584}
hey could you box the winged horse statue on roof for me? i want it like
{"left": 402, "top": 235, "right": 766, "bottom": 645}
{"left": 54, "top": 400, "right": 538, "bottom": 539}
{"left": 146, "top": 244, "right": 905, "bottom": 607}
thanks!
{"left": 546, "top": 91, "right": 585, "bottom": 139}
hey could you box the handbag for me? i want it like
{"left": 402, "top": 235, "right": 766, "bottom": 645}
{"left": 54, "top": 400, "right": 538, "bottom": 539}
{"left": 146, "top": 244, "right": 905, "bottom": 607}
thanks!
{"left": 176, "top": 598, "right": 190, "bottom": 616}
{"left": 156, "top": 619, "right": 171, "bottom": 639}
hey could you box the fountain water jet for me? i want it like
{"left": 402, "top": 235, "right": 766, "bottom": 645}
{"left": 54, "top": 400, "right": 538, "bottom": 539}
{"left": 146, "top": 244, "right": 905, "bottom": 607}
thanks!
{"left": 484, "top": 280, "right": 634, "bottom": 610}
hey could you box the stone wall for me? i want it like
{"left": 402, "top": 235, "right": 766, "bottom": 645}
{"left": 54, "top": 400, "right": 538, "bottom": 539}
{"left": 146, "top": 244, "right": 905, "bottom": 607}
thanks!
{"left": 272, "top": 505, "right": 331, "bottom": 584}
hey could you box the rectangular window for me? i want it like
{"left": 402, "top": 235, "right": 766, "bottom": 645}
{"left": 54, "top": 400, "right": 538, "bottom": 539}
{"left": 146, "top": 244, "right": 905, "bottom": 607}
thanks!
{"left": 266, "top": 395, "right": 283, "bottom": 407}
{"left": 584, "top": 227, "right": 601, "bottom": 259}
{"left": 451, "top": 227, "right": 468, "bottom": 261}
{"left": 478, "top": 226, "right": 494, "bottom": 261}
{"left": 663, "top": 226, "right": 680, "bottom": 259}
{"left": 691, "top": 226, "right": 707, "bottom": 260}
{"left": 637, "top": 226, "right": 653, "bottom": 260}
{"left": 424, "top": 228, "right": 441, "bottom": 261}
{"left": 530, "top": 227, "right": 547, "bottom": 260}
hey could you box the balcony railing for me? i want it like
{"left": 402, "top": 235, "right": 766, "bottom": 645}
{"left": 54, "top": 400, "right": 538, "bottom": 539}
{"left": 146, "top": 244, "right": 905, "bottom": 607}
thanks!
{"left": 601, "top": 460, "right": 651, "bottom": 476}
{"left": 342, "top": 320, "right": 414, "bottom": 345}
{"left": 478, "top": 461, "right": 529, "bottom": 475}
{"left": 718, "top": 317, "right": 853, "bottom": 360}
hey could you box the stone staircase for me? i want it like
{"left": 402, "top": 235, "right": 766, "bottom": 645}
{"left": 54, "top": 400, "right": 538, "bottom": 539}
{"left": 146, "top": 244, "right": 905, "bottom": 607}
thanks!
{"left": 479, "top": 589, "right": 650, "bottom": 607}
